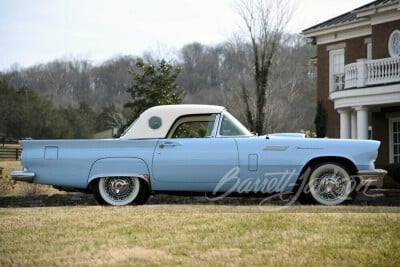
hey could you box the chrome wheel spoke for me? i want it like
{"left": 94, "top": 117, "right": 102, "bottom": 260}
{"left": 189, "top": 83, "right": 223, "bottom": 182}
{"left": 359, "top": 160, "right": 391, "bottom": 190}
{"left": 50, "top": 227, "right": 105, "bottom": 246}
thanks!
{"left": 314, "top": 170, "right": 347, "bottom": 201}
{"left": 97, "top": 176, "right": 141, "bottom": 206}
{"left": 104, "top": 177, "right": 135, "bottom": 201}
{"left": 309, "top": 164, "right": 352, "bottom": 205}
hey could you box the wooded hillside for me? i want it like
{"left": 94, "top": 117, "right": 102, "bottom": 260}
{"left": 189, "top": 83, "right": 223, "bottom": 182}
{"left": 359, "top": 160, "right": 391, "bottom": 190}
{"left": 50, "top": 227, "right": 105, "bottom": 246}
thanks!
{"left": 0, "top": 34, "right": 316, "bottom": 138}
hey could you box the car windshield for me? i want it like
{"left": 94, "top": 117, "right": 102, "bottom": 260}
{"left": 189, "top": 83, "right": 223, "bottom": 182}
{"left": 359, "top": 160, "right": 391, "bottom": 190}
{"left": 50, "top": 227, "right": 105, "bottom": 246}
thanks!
{"left": 219, "top": 112, "right": 253, "bottom": 136}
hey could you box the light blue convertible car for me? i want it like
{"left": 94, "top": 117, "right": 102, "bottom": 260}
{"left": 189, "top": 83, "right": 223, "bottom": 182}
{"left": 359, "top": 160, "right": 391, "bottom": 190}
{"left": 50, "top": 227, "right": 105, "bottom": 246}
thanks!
{"left": 12, "top": 104, "right": 386, "bottom": 206}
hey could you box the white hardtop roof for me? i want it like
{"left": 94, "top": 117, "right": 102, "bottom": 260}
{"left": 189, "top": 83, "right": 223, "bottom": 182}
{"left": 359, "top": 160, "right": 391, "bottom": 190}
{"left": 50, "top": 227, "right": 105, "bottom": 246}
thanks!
{"left": 120, "top": 104, "right": 225, "bottom": 139}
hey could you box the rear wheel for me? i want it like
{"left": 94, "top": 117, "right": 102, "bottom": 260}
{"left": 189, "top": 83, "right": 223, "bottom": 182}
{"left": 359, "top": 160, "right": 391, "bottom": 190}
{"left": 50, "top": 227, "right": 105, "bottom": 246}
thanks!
{"left": 93, "top": 177, "right": 149, "bottom": 206}
{"left": 306, "top": 163, "right": 355, "bottom": 205}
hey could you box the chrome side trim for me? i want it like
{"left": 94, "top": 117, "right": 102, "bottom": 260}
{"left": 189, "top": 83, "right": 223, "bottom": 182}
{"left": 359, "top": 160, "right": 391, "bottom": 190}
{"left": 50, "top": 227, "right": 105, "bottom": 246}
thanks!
{"left": 11, "top": 170, "right": 35, "bottom": 183}
{"left": 357, "top": 169, "right": 387, "bottom": 188}
{"left": 264, "top": 146, "right": 288, "bottom": 151}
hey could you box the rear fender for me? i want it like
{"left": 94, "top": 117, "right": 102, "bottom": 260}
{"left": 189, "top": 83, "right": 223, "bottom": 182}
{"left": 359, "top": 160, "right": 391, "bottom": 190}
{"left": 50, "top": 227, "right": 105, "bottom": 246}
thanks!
{"left": 88, "top": 157, "right": 151, "bottom": 188}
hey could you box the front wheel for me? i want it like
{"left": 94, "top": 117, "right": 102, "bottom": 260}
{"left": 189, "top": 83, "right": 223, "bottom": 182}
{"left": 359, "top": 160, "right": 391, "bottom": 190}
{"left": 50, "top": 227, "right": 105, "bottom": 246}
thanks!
{"left": 307, "top": 163, "right": 355, "bottom": 205}
{"left": 93, "top": 177, "right": 149, "bottom": 206}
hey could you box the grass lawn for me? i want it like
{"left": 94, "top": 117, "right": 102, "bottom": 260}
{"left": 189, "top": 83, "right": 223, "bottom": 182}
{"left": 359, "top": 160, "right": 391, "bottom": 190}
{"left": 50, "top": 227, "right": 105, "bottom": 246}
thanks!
{"left": 1, "top": 160, "right": 399, "bottom": 266}
{"left": 0, "top": 205, "right": 399, "bottom": 266}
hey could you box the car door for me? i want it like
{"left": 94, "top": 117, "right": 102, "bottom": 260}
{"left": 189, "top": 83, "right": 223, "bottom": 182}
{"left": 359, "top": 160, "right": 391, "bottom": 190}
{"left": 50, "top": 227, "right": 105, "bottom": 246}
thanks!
{"left": 152, "top": 114, "right": 239, "bottom": 191}
{"left": 234, "top": 137, "right": 301, "bottom": 193}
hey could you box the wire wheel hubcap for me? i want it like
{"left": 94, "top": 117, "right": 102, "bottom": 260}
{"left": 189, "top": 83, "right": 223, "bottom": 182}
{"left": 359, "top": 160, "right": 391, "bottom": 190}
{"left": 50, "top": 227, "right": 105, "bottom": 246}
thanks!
{"left": 99, "top": 177, "right": 140, "bottom": 205}
{"left": 106, "top": 178, "right": 133, "bottom": 200}
{"left": 309, "top": 164, "right": 352, "bottom": 205}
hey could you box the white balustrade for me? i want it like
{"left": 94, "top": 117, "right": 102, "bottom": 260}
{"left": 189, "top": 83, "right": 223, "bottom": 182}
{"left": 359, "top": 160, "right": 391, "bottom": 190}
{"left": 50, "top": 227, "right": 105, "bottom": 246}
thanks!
{"left": 344, "top": 57, "right": 400, "bottom": 89}
{"left": 344, "top": 63, "right": 357, "bottom": 89}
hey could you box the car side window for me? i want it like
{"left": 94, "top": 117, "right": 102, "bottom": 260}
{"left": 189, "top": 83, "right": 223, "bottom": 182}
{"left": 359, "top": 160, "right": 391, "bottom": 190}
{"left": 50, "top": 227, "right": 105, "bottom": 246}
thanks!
{"left": 219, "top": 112, "right": 252, "bottom": 136}
{"left": 220, "top": 117, "right": 241, "bottom": 136}
{"left": 169, "top": 114, "right": 216, "bottom": 138}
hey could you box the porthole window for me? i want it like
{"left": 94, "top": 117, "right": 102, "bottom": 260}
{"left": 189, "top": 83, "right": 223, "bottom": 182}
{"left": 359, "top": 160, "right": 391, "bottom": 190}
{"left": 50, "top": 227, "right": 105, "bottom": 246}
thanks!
{"left": 388, "top": 30, "right": 400, "bottom": 58}
{"left": 148, "top": 116, "right": 162, "bottom": 130}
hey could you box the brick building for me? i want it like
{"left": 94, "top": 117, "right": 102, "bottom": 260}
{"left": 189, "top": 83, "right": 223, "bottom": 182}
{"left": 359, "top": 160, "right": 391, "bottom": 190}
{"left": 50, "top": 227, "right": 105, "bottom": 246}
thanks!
{"left": 302, "top": 0, "right": 400, "bottom": 166}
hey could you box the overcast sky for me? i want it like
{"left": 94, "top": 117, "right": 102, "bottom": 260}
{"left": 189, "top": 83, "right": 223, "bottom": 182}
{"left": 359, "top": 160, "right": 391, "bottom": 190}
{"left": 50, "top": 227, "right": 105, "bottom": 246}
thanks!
{"left": 0, "top": 0, "right": 373, "bottom": 71}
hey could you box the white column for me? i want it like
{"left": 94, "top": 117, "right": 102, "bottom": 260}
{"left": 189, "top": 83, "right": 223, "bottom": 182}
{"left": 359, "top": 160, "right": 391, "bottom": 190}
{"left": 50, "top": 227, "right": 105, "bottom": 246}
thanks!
{"left": 338, "top": 109, "right": 351, "bottom": 139}
{"left": 351, "top": 110, "right": 357, "bottom": 139}
{"left": 356, "top": 106, "right": 369, "bottom": 139}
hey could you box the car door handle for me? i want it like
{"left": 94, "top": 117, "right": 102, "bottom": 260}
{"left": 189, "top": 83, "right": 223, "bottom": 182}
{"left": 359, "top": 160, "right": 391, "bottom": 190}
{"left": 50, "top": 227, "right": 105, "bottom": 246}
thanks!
{"left": 159, "top": 142, "right": 177, "bottom": 148}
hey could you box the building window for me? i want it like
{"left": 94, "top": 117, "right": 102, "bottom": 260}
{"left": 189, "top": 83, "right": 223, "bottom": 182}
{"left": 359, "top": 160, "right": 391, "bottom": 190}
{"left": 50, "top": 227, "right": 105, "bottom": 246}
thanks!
{"left": 308, "top": 58, "right": 317, "bottom": 79}
{"left": 329, "top": 49, "right": 344, "bottom": 92}
{"left": 390, "top": 118, "right": 400, "bottom": 163}
{"left": 388, "top": 30, "right": 400, "bottom": 58}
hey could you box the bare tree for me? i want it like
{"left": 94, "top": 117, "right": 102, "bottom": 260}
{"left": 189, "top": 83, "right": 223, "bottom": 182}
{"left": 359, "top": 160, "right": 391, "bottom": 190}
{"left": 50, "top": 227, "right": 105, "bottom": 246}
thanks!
{"left": 235, "top": 0, "right": 294, "bottom": 134}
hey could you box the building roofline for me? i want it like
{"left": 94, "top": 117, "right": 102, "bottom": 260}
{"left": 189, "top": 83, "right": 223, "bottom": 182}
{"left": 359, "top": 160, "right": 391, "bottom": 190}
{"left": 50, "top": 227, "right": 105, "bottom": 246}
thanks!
{"left": 302, "top": 11, "right": 357, "bottom": 33}
{"left": 302, "top": 0, "right": 399, "bottom": 35}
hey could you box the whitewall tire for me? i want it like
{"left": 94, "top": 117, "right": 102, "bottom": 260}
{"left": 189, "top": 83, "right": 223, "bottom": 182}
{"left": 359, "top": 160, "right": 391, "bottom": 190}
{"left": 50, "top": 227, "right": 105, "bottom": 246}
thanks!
{"left": 308, "top": 163, "right": 354, "bottom": 205}
{"left": 95, "top": 177, "right": 141, "bottom": 206}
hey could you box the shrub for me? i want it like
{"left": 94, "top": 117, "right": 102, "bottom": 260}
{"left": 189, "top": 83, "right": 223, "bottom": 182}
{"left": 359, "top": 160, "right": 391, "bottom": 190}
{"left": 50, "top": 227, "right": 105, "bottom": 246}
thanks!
{"left": 0, "top": 172, "right": 15, "bottom": 196}
{"left": 314, "top": 101, "right": 327, "bottom": 138}
{"left": 383, "top": 163, "right": 400, "bottom": 183}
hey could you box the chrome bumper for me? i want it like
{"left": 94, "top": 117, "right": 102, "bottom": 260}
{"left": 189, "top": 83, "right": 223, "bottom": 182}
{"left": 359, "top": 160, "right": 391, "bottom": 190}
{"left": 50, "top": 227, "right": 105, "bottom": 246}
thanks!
{"left": 11, "top": 170, "right": 35, "bottom": 183}
{"left": 357, "top": 169, "right": 387, "bottom": 188}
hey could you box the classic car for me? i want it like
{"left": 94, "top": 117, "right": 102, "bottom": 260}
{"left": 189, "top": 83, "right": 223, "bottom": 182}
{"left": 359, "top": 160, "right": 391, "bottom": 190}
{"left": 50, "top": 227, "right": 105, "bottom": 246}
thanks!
{"left": 12, "top": 104, "right": 386, "bottom": 206}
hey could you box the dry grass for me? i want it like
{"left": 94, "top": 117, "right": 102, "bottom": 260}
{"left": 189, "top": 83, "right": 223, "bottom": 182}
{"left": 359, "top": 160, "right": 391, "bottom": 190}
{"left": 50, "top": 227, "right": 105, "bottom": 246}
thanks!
{"left": 0, "top": 205, "right": 399, "bottom": 266}
{"left": 0, "top": 161, "right": 58, "bottom": 196}
{"left": 0, "top": 161, "right": 21, "bottom": 177}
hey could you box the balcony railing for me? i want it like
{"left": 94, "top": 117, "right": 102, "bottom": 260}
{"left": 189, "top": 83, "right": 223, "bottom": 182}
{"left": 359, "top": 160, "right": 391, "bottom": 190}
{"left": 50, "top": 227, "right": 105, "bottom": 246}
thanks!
{"left": 344, "top": 57, "right": 400, "bottom": 89}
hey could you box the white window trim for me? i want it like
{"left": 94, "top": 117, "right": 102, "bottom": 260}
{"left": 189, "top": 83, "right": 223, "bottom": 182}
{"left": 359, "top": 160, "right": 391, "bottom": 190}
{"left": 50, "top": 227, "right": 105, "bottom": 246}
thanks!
{"left": 329, "top": 48, "right": 345, "bottom": 93}
{"left": 367, "top": 43, "right": 372, "bottom": 60}
{"left": 389, "top": 117, "right": 400, "bottom": 163}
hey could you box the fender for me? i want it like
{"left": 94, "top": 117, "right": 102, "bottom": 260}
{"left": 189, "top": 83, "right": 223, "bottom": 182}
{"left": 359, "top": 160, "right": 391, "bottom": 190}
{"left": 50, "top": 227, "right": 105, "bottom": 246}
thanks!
{"left": 88, "top": 157, "right": 151, "bottom": 187}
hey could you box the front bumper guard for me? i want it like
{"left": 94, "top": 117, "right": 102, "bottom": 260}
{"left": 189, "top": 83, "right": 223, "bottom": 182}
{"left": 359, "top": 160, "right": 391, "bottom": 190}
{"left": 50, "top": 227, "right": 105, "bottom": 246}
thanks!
{"left": 11, "top": 169, "right": 35, "bottom": 183}
{"left": 357, "top": 169, "right": 387, "bottom": 188}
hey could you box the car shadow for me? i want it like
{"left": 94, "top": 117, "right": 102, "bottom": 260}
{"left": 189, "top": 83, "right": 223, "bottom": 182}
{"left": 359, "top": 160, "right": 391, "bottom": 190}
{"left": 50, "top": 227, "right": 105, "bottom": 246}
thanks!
{"left": 0, "top": 193, "right": 98, "bottom": 208}
{"left": 0, "top": 189, "right": 399, "bottom": 208}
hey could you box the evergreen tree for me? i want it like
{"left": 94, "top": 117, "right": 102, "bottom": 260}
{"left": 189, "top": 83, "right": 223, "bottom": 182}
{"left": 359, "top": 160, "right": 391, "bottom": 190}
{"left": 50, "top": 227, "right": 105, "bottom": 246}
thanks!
{"left": 121, "top": 58, "right": 186, "bottom": 134}
{"left": 314, "top": 101, "right": 327, "bottom": 138}
{"left": 0, "top": 80, "right": 73, "bottom": 139}
{"left": 60, "top": 102, "right": 97, "bottom": 138}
